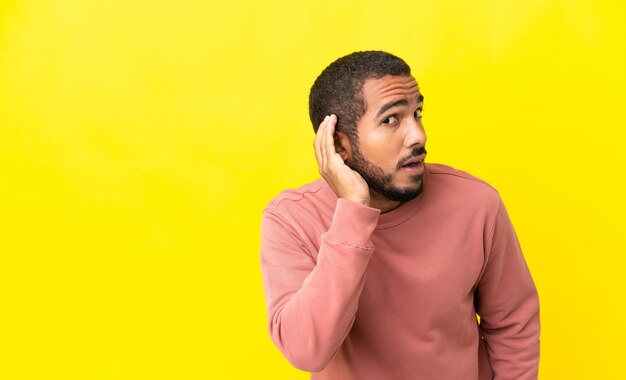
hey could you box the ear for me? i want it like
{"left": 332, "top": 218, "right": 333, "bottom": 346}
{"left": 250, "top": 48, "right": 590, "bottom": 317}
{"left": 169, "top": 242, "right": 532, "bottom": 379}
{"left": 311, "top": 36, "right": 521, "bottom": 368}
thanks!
{"left": 334, "top": 131, "right": 353, "bottom": 162}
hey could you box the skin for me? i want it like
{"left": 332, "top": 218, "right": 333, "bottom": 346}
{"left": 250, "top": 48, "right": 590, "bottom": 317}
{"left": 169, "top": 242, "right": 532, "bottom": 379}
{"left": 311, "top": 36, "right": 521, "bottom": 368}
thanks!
{"left": 314, "top": 75, "right": 427, "bottom": 213}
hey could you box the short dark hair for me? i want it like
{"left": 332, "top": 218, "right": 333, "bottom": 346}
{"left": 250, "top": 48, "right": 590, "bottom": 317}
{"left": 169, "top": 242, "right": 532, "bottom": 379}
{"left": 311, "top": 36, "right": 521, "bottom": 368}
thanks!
{"left": 308, "top": 51, "right": 411, "bottom": 141}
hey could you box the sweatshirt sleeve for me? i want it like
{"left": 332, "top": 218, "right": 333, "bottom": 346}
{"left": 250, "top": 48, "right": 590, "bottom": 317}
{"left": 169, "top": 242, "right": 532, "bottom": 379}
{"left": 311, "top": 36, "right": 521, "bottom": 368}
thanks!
{"left": 475, "top": 200, "right": 540, "bottom": 380}
{"left": 260, "top": 199, "right": 380, "bottom": 372}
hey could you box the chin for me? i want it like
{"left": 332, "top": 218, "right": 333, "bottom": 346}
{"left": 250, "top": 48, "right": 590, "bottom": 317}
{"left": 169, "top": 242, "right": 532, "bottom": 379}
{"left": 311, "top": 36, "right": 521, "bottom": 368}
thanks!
{"left": 399, "top": 175, "right": 422, "bottom": 188}
{"left": 382, "top": 181, "right": 424, "bottom": 203}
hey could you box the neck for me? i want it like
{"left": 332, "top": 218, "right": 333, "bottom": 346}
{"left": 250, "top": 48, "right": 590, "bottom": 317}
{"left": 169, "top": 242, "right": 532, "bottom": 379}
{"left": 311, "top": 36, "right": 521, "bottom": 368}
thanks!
{"left": 369, "top": 191, "right": 403, "bottom": 213}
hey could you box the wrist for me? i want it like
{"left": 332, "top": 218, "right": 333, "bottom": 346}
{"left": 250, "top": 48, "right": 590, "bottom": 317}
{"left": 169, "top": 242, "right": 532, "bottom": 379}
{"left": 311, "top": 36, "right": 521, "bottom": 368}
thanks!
{"left": 327, "top": 199, "right": 380, "bottom": 248}
{"left": 342, "top": 195, "right": 370, "bottom": 207}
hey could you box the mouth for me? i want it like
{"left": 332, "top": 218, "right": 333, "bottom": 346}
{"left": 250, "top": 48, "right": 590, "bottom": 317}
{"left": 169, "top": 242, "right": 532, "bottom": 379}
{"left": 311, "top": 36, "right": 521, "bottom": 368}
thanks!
{"left": 399, "top": 154, "right": 426, "bottom": 176}
{"left": 400, "top": 154, "right": 426, "bottom": 168}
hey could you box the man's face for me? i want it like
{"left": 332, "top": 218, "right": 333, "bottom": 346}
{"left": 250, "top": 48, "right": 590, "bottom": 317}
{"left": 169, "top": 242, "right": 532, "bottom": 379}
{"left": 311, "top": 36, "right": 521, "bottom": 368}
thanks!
{"left": 345, "top": 75, "right": 427, "bottom": 203}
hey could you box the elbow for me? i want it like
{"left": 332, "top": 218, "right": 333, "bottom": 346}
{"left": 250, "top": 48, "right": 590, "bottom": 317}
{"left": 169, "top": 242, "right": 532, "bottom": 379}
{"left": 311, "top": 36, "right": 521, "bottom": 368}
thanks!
{"left": 269, "top": 325, "right": 335, "bottom": 372}
{"left": 283, "top": 349, "right": 333, "bottom": 373}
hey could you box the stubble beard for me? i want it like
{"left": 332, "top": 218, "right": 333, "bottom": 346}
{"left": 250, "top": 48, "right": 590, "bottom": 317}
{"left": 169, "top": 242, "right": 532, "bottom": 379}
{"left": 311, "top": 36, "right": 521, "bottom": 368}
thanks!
{"left": 347, "top": 143, "right": 425, "bottom": 203}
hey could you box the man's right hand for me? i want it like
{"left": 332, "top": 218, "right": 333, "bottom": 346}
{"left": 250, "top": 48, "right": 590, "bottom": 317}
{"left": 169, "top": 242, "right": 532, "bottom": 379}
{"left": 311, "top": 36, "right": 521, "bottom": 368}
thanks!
{"left": 314, "top": 114, "right": 370, "bottom": 207}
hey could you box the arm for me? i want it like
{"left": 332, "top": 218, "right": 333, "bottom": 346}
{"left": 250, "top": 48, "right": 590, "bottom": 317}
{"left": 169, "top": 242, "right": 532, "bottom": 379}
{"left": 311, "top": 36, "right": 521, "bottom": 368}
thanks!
{"left": 475, "top": 200, "right": 540, "bottom": 379}
{"left": 260, "top": 114, "right": 376, "bottom": 371}
{"left": 261, "top": 199, "right": 379, "bottom": 371}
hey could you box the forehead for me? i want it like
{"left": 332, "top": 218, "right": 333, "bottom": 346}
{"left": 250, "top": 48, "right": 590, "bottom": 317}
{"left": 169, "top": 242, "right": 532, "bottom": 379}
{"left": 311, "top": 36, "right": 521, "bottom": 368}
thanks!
{"left": 361, "top": 75, "right": 420, "bottom": 110}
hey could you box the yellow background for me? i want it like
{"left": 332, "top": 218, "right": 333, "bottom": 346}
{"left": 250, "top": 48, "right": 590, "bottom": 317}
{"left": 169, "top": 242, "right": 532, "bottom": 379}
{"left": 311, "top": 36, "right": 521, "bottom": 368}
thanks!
{"left": 1, "top": 0, "right": 624, "bottom": 378}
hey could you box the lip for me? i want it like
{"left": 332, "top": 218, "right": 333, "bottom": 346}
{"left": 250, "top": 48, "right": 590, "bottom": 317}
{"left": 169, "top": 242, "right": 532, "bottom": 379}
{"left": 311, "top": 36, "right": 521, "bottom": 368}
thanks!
{"left": 402, "top": 154, "right": 426, "bottom": 166}
{"left": 400, "top": 154, "right": 426, "bottom": 175}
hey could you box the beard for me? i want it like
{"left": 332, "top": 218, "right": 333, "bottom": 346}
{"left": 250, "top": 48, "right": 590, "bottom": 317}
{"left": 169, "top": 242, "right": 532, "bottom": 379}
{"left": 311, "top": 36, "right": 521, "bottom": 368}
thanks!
{"left": 347, "top": 144, "right": 426, "bottom": 203}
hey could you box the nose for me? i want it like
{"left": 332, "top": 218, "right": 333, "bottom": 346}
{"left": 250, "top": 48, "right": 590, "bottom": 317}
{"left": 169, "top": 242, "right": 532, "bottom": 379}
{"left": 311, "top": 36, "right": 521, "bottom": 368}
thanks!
{"left": 403, "top": 117, "right": 427, "bottom": 148}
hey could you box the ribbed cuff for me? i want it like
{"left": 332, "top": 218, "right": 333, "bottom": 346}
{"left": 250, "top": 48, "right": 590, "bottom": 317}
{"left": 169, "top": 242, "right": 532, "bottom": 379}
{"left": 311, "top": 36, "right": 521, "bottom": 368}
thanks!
{"left": 325, "top": 199, "right": 380, "bottom": 249}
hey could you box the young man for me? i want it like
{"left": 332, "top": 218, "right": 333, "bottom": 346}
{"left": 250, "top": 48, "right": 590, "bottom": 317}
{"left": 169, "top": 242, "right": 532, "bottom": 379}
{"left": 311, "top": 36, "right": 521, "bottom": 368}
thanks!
{"left": 260, "top": 51, "right": 540, "bottom": 379}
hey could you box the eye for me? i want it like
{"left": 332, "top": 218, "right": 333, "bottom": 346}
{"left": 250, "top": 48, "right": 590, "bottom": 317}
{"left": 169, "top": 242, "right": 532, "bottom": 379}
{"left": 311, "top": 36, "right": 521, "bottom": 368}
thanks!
{"left": 382, "top": 115, "right": 398, "bottom": 125}
{"left": 414, "top": 109, "right": 423, "bottom": 119}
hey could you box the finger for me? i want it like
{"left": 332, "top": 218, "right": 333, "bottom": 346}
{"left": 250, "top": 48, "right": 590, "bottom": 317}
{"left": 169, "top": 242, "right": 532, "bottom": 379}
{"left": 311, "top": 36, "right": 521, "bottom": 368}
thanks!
{"left": 320, "top": 115, "right": 330, "bottom": 168}
{"left": 324, "top": 114, "right": 337, "bottom": 162}
{"left": 313, "top": 118, "right": 326, "bottom": 161}
{"left": 314, "top": 115, "right": 328, "bottom": 152}
{"left": 314, "top": 115, "right": 329, "bottom": 165}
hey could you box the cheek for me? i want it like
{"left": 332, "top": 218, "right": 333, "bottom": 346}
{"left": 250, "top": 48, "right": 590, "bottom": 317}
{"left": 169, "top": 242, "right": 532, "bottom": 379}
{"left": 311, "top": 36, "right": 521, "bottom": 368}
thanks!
{"left": 359, "top": 131, "right": 399, "bottom": 166}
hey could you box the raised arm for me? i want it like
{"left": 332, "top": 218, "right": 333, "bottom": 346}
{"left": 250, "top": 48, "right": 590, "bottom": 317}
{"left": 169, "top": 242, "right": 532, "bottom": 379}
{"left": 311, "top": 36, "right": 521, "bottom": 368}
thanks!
{"left": 260, "top": 114, "right": 378, "bottom": 371}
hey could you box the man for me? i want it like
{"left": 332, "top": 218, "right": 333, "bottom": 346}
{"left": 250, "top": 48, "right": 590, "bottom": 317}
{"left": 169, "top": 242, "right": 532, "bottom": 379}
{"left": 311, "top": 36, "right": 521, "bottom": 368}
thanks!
{"left": 260, "top": 51, "right": 540, "bottom": 379}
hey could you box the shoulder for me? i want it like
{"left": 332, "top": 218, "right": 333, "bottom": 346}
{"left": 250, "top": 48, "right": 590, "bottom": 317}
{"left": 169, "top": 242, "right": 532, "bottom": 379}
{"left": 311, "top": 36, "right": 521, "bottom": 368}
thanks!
{"left": 425, "top": 163, "right": 501, "bottom": 209}
{"left": 264, "top": 178, "right": 336, "bottom": 225}
{"left": 265, "top": 178, "right": 332, "bottom": 211}
{"left": 427, "top": 163, "right": 497, "bottom": 190}
{"left": 262, "top": 179, "right": 336, "bottom": 250}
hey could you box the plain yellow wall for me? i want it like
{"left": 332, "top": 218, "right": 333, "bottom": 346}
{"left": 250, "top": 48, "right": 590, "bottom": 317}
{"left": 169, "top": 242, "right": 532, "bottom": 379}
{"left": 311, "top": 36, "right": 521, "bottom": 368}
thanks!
{"left": 1, "top": 0, "right": 624, "bottom": 378}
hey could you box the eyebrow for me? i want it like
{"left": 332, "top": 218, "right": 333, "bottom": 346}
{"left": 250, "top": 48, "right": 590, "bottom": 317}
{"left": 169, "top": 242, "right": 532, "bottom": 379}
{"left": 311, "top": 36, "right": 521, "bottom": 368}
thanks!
{"left": 375, "top": 94, "right": 424, "bottom": 118}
